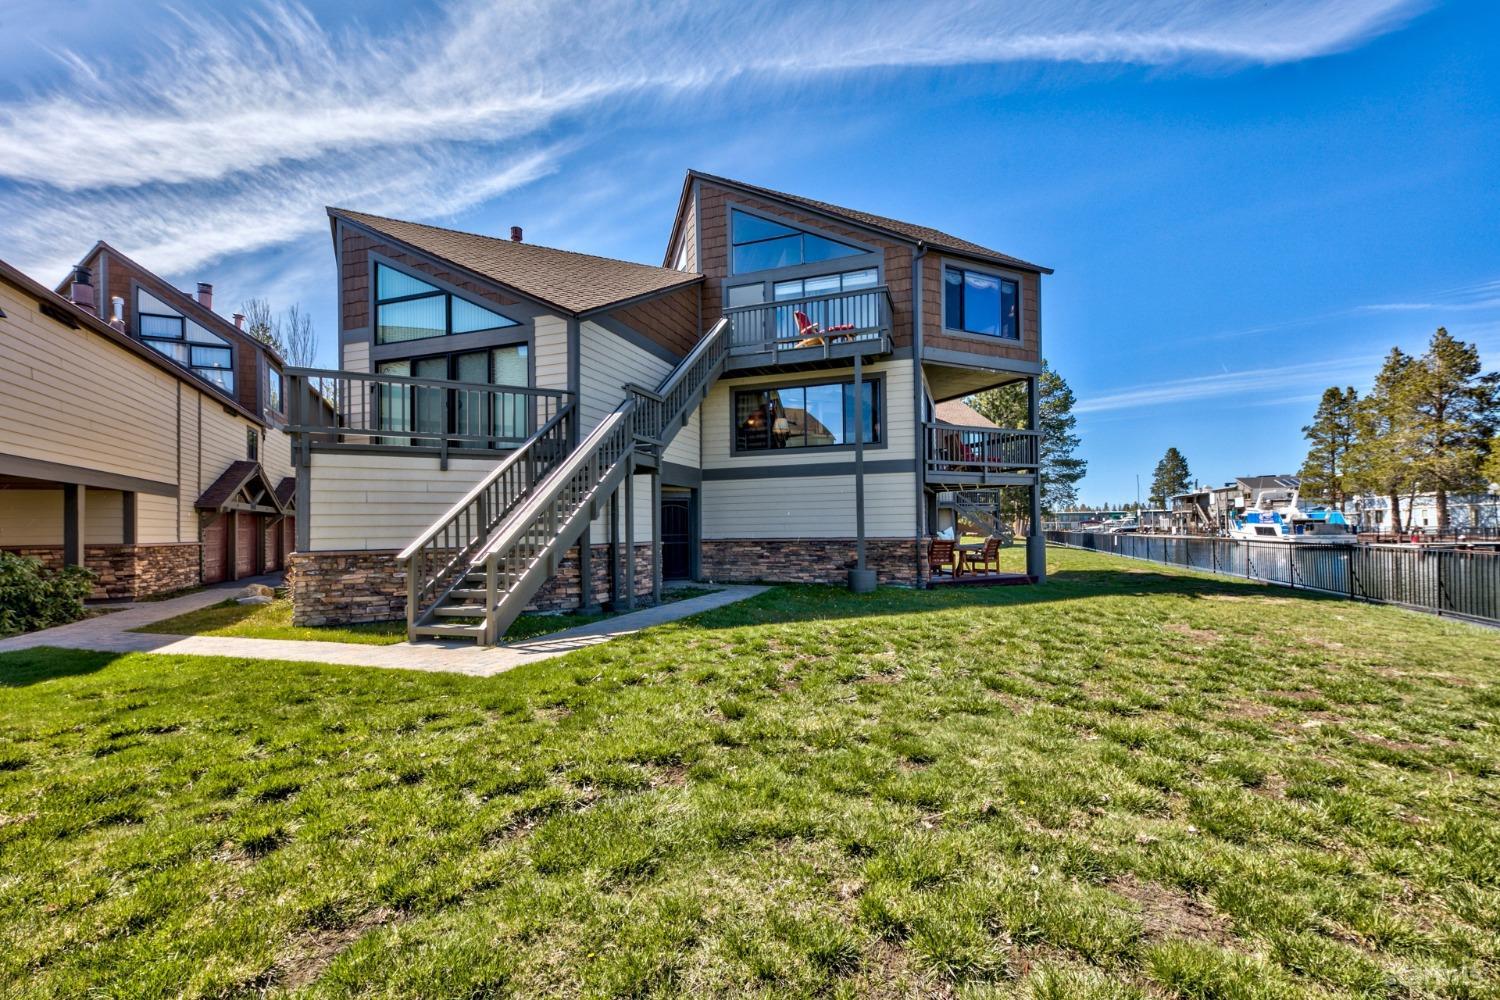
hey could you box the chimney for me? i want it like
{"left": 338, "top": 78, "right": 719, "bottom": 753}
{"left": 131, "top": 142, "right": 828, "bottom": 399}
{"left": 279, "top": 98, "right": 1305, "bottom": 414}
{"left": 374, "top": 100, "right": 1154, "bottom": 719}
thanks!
{"left": 69, "top": 265, "right": 96, "bottom": 313}
{"left": 109, "top": 296, "right": 125, "bottom": 331}
{"left": 509, "top": 226, "right": 523, "bottom": 243}
{"left": 233, "top": 312, "right": 245, "bottom": 330}
{"left": 196, "top": 282, "right": 213, "bottom": 310}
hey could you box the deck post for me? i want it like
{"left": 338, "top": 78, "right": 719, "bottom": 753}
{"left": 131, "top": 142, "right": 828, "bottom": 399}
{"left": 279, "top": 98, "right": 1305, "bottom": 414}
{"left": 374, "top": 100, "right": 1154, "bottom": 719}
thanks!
{"left": 1025, "top": 375, "right": 1047, "bottom": 583}
{"left": 849, "top": 351, "right": 876, "bottom": 593}
{"left": 651, "top": 472, "right": 662, "bottom": 605}
{"left": 607, "top": 488, "right": 620, "bottom": 607}
{"left": 624, "top": 457, "right": 636, "bottom": 610}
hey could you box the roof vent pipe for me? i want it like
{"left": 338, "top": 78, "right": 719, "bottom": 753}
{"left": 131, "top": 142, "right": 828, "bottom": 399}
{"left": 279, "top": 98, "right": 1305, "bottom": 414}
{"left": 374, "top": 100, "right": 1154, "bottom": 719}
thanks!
{"left": 233, "top": 312, "right": 245, "bottom": 330}
{"left": 69, "top": 265, "right": 96, "bottom": 313}
{"left": 510, "top": 226, "right": 523, "bottom": 243}
{"left": 196, "top": 282, "right": 213, "bottom": 310}
{"left": 109, "top": 296, "right": 125, "bottom": 331}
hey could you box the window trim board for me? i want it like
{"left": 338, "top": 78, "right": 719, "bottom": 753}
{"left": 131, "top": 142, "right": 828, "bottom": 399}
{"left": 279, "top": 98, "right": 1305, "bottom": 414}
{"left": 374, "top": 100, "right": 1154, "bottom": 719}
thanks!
{"left": 937, "top": 256, "right": 1025, "bottom": 343}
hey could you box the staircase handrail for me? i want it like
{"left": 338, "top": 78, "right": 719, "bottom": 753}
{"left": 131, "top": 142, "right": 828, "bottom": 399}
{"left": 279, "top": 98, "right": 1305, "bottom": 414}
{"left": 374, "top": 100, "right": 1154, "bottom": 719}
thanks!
{"left": 626, "top": 317, "right": 731, "bottom": 446}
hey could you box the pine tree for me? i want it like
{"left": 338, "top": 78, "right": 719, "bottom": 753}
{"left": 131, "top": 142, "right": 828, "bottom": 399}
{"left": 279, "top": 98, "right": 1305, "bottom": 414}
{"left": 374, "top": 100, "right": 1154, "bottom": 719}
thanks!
{"left": 1148, "top": 448, "right": 1191, "bottom": 507}
{"left": 967, "top": 361, "right": 1087, "bottom": 511}
{"left": 1347, "top": 348, "right": 1419, "bottom": 534}
{"left": 1404, "top": 328, "right": 1499, "bottom": 530}
{"left": 1297, "top": 386, "right": 1358, "bottom": 507}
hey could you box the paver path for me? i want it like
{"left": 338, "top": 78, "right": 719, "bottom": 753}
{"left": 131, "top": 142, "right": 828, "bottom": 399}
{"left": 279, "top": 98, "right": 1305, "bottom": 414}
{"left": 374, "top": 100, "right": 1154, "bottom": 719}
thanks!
{"left": 0, "top": 579, "right": 768, "bottom": 676}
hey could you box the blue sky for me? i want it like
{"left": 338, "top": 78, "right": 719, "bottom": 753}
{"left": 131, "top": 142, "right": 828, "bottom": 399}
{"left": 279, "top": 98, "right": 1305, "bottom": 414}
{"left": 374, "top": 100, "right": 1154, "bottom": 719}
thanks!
{"left": 1, "top": 0, "right": 1496, "bottom": 504}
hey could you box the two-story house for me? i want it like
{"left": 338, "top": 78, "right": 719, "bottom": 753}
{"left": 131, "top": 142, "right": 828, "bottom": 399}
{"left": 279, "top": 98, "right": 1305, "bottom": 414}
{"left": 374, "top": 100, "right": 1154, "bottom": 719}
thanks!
{"left": 0, "top": 247, "right": 294, "bottom": 597}
{"left": 286, "top": 170, "right": 1049, "bottom": 643}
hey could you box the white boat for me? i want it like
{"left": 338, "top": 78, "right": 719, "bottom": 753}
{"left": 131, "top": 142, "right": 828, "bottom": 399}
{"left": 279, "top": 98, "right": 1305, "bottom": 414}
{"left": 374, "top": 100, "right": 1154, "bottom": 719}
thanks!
{"left": 1228, "top": 488, "right": 1354, "bottom": 543}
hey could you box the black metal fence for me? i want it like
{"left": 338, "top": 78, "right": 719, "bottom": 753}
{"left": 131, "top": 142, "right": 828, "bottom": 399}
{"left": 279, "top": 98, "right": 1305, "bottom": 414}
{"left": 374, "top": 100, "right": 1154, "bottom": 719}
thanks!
{"left": 1045, "top": 530, "right": 1500, "bottom": 625}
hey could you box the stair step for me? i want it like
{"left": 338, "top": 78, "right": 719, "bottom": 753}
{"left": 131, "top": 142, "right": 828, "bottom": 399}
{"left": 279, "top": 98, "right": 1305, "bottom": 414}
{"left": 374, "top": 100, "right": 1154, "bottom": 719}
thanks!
{"left": 433, "top": 604, "right": 486, "bottom": 617}
{"left": 449, "top": 587, "right": 487, "bottom": 600}
{"left": 412, "top": 622, "right": 485, "bottom": 639}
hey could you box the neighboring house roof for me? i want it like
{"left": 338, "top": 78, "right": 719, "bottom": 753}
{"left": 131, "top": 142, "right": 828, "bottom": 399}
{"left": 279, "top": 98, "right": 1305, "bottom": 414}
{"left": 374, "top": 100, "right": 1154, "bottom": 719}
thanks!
{"left": 0, "top": 256, "right": 267, "bottom": 427}
{"left": 328, "top": 208, "right": 703, "bottom": 316}
{"left": 195, "top": 460, "right": 283, "bottom": 513}
{"left": 62, "top": 241, "right": 286, "bottom": 367}
{"left": 274, "top": 476, "right": 296, "bottom": 509}
{"left": 679, "top": 170, "right": 1053, "bottom": 274}
{"left": 934, "top": 399, "right": 999, "bottom": 428}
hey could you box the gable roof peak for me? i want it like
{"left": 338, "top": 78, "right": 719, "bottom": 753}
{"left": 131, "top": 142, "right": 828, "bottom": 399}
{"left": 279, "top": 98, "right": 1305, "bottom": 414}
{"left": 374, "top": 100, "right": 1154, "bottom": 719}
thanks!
{"left": 685, "top": 169, "right": 1052, "bottom": 274}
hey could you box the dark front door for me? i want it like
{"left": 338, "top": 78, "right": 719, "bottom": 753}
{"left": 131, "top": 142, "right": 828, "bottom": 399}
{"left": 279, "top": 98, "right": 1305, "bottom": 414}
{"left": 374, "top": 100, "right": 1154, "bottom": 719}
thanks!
{"left": 660, "top": 491, "right": 693, "bottom": 581}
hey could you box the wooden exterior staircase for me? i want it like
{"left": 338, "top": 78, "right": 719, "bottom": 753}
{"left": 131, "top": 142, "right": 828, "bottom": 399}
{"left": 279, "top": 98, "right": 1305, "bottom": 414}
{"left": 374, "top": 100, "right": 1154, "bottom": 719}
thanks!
{"left": 399, "top": 319, "right": 731, "bottom": 644}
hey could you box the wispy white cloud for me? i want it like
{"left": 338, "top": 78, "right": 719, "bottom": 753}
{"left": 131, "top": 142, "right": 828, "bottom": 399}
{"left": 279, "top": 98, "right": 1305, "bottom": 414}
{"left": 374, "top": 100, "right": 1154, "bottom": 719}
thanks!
{"left": 1356, "top": 276, "right": 1500, "bottom": 313}
{"left": 0, "top": 0, "right": 1426, "bottom": 283}
{"left": 1075, "top": 356, "right": 1376, "bottom": 414}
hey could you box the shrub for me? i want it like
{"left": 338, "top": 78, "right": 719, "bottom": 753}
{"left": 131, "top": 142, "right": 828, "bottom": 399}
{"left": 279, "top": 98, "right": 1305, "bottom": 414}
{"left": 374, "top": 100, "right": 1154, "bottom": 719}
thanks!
{"left": 0, "top": 552, "right": 95, "bottom": 637}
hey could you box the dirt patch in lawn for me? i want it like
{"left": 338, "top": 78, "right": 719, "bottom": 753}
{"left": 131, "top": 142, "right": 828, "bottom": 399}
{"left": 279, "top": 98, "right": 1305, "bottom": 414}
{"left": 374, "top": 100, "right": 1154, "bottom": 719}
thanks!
{"left": 1164, "top": 623, "right": 1220, "bottom": 642}
{"left": 1110, "top": 874, "right": 1232, "bottom": 944}
{"left": 279, "top": 908, "right": 395, "bottom": 989}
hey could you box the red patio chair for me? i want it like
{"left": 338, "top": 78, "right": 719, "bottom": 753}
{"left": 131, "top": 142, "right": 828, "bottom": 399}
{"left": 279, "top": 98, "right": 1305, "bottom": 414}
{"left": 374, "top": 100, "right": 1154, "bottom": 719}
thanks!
{"left": 793, "top": 310, "right": 858, "bottom": 347}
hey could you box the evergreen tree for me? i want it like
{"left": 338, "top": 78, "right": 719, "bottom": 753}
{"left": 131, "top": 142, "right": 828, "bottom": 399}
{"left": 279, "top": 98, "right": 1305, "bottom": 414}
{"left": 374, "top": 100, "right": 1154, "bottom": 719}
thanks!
{"left": 1404, "top": 328, "right": 1499, "bottom": 530}
{"left": 967, "top": 361, "right": 1088, "bottom": 511}
{"left": 1148, "top": 448, "right": 1191, "bottom": 507}
{"left": 1297, "top": 386, "right": 1358, "bottom": 507}
{"left": 1347, "top": 348, "right": 1419, "bottom": 533}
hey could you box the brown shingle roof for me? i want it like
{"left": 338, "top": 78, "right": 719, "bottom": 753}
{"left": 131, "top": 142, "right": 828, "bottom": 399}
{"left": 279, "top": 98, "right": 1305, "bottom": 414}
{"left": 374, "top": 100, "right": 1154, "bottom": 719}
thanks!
{"left": 687, "top": 171, "right": 1052, "bottom": 274}
{"left": 274, "top": 476, "right": 296, "bottom": 509}
{"left": 329, "top": 208, "right": 702, "bottom": 315}
{"left": 195, "top": 461, "right": 282, "bottom": 513}
{"left": 935, "top": 400, "right": 999, "bottom": 429}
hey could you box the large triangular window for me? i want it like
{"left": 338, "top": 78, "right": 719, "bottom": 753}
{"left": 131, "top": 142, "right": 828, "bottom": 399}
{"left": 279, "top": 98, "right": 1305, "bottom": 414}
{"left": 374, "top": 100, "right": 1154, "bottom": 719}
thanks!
{"left": 731, "top": 209, "right": 863, "bottom": 274}
{"left": 375, "top": 263, "right": 519, "bottom": 344}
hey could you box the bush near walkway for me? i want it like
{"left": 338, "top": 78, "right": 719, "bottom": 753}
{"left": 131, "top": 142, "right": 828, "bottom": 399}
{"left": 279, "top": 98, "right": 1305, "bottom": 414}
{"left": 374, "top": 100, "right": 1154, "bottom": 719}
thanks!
{"left": 1, "top": 548, "right": 1497, "bottom": 997}
{"left": 0, "top": 551, "right": 93, "bottom": 638}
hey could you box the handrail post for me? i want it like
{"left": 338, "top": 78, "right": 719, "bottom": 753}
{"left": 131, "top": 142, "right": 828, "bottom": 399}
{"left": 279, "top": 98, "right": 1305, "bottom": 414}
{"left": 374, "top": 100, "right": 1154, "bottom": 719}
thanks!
{"left": 405, "top": 551, "right": 418, "bottom": 640}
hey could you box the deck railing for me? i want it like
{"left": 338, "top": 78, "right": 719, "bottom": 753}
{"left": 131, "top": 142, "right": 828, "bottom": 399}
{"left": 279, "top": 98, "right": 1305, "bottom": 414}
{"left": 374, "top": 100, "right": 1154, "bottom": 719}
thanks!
{"left": 625, "top": 318, "right": 731, "bottom": 452}
{"left": 925, "top": 423, "right": 1039, "bottom": 478}
{"left": 723, "top": 286, "right": 892, "bottom": 360}
{"left": 284, "top": 367, "right": 573, "bottom": 463}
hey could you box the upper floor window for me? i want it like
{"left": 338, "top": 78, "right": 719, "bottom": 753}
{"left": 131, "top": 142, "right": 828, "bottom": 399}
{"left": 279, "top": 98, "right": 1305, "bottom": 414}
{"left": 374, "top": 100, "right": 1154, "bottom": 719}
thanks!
{"left": 734, "top": 377, "right": 880, "bottom": 452}
{"left": 246, "top": 427, "right": 259, "bottom": 461}
{"left": 138, "top": 291, "right": 236, "bottom": 393}
{"left": 943, "top": 265, "right": 1019, "bottom": 340}
{"left": 375, "top": 263, "right": 519, "bottom": 345}
{"left": 266, "top": 367, "right": 284, "bottom": 414}
{"left": 730, "top": 209, "right": 863, "bottom": 274}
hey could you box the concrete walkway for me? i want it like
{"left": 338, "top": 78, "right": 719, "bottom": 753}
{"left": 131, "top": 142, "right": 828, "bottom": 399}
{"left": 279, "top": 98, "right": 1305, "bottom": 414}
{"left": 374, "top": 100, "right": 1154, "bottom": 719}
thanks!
{"left": 0, "top": 581, "right": 768, "bottom": 677}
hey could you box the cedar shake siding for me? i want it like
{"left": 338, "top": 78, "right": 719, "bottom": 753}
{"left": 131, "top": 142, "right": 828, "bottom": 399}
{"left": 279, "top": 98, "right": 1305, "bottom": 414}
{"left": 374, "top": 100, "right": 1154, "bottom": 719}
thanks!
{"left": 921, "top": 254, "right": 1042, "bottom": 368}
{"left": 695, "top": 180, "right": 916, "bottom": 347}
{"left": 604, "top": 283, "right": 699, "bottom": 359}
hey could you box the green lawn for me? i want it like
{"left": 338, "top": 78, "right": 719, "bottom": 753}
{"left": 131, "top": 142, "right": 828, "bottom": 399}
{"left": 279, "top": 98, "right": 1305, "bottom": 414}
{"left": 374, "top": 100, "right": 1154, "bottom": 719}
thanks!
{"left": 2, "top": 547, "right": 1498, "bottom": 998}
{"left": 132, "top": 586, "right": 720, "bottom": 645}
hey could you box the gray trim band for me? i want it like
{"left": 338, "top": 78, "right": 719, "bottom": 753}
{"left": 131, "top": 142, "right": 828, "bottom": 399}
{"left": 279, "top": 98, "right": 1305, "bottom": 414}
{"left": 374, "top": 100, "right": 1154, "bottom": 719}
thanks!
{"left": 660, "top": 461, "right": 701, "bottom": 488}
{"left": 0, "top": 453, "right": 178, "bottom": 497}
{"left": 921, "top": 346, "right": 1042, "bottom": 375}
{"left": 703, "top": 458, "right": 916, "bottom": 481}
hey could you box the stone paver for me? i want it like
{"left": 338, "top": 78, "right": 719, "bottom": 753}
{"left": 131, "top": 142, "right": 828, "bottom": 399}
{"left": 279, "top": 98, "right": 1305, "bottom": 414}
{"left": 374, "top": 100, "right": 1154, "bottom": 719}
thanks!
{"left": 0, "top": 580, "right": 768, "bottom": 677}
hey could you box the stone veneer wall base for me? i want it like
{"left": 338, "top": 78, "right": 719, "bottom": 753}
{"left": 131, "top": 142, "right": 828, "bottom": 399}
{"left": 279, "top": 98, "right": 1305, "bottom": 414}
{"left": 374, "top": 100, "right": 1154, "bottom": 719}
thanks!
{"left": 1, "top": 543, "right": 201, "bottom": 600}
{"left": 700, "top": 538, "right": 922, "bottom": 588}
{"left": 288, "top": 544, "right": 656, "bottom": 627}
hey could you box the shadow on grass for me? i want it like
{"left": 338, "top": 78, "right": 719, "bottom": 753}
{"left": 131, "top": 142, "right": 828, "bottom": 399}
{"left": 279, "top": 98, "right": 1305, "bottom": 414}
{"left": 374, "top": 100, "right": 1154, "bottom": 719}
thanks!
{"left": 0, "top": 646, "right": 130, "bottom": 687}
{"left": 684, "top": 565, "right": 1354, "bottom": 633}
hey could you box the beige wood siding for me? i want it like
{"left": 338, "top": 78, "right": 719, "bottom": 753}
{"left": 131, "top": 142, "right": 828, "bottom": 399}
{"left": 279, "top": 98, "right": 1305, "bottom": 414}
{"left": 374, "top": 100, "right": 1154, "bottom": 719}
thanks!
{"left": 342, "top": 339, "right": 370, "bottom": 374}
{"left": 137, "top": 492, "right": 179, "bottom": 544}
{"left": 533, "top": 314, "right": 569, "bottom": 393}
{"left": 306, "top": 451, "right": 499, "bottom": 551}
{"left": 261, "top": 427, "right": 293, "bottom": 483}
{"left": 0, "top": 488, "right": 131, "bottom": 545}
{"left": 578, "top": 320, "right": 672, "bottom": 436}
{"left": 662, "top": 406, "right": 700, "bottom": 469}
{"left": 702, "top": 472, "right": 915, "bottom": 539}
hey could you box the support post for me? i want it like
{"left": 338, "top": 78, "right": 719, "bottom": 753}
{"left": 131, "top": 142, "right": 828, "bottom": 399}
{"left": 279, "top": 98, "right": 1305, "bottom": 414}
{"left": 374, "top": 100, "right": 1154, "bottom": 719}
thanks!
{"left": 608, "top": 488, "right": 620, "bottom": 607}
{"left": 651, "top": 472, "right": 662, "bottom": 605}
{"left": 849, "top": 352, "right": 876, "bottom": 593}
{"left": 121, "top": 491, "right": 137, "bottom": 546}
{"left": 578, "top": 525, "right": 594, "bottom": 612}
{"left": 62, "top": 483, "right": 85, "bottom": 568}
{"left": 1025, "top": 375, "right": 1047, "bottom": 583}
{"left": 624, "top": 458, "right": 636, "bottom": 610}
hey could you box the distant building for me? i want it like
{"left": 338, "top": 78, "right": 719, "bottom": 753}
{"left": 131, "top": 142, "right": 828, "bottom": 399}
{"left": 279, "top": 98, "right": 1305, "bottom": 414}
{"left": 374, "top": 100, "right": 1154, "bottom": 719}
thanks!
{"left": 1352, "top": 492, "right": 1500, "bottom": 533}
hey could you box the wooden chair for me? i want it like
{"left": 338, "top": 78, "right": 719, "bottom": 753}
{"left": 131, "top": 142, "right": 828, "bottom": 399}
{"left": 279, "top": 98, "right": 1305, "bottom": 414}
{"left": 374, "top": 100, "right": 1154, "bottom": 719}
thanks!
{"left": 793, "top": 310, "right": 858, "bottom": 348}
{"left": 928, "top": 538, "right": 956, "bottom": 579}
{"left": 960, "top": 537, "right": 1001, "bottom": 576}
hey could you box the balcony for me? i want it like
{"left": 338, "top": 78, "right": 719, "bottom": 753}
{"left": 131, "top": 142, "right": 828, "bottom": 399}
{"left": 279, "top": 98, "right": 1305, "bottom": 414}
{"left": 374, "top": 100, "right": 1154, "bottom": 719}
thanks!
{"left": 925, "top": 422, "right": 1038, "bottom": 486}
{"left": 284, "top": 367, "right": 574, "bottom": 468}
{"left": 723, "top": 286, "right": 892, "bottom": 373}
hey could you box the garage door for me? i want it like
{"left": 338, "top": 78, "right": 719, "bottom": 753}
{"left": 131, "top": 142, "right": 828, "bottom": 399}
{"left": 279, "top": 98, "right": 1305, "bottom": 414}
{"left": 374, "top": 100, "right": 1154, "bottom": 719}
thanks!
{"left": 202, "top": 516, "right": 228, "bottom": 584}
{"left": 235, "top": 513, "right": 257, "bottom": 579}
{"left": 263, "top": 519, "right": 281, "bottom": 573}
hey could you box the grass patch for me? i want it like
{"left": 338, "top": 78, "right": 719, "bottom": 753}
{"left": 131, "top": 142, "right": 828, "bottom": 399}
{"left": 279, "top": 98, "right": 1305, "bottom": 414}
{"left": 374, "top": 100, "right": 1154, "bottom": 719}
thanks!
{"left": 3, "top": 547, "right": 1498, "bottom": 997}
{"left": 133, "top": 586, "right": 721, "bottom": 645}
